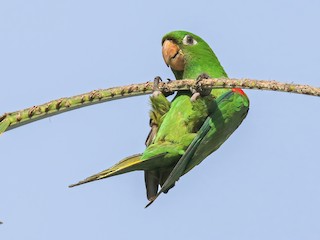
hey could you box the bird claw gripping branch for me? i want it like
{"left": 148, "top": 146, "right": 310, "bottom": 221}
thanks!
{"left": 190, "top": 73, "right": 212, "bottom": 101}
{"left": 152, "top": 76, "right": 174, "bottom": 97}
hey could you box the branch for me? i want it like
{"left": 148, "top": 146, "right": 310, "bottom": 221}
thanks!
{"left": 0, "top": 78, "right": 319, "bottom": 134}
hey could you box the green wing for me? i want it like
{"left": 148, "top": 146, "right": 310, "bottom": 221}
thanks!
{"left": 146, "top": 90, "right": 249, "bottom": 207}
{"left": 146, "top": 113, "right": 211, "bottom": 207}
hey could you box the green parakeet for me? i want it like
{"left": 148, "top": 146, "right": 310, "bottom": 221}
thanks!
{"left": 69, "top": 31, "right": 250, "bottom": 207}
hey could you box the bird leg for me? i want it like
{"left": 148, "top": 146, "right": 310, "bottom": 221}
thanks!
{"left": 152, "top": 76, "right": 163, "bottom": 97}
{"left": 145, "top": 77, "right": 172, "bottom": 146}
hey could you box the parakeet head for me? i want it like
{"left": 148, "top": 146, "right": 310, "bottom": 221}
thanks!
{"left": 161, "top": 30, "right": 227, "bottom": 79}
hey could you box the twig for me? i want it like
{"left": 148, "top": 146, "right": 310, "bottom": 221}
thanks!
{"left": 0, "top": 78, "right": 318, "bottom": 134}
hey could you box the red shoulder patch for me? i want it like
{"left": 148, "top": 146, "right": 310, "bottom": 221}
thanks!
{"left": 232, "top": 88, "right": 246, "bottom": 96}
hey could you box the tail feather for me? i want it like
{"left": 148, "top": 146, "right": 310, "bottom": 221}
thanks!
{"left": 69, "top": 154, "right": 143, "bottom": 188}
{"left": 144, "top": 170, "right": 159, "bottom": 200}
{"left": 69, "top": 153, "right": 167, "bottom": 188}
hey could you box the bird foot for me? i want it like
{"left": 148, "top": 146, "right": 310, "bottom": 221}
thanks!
{"left": 152, "top": 76, "right": 162, "bottom": 97}
{"left": 190, "top": 73, "right": 211, "bottom": 101}
{"left": 152, "top": 76, "right": 174, "bottom": 97}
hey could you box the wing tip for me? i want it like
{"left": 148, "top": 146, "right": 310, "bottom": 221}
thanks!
{"left": 145, "top": 194, "right": 160, "bottom": 208}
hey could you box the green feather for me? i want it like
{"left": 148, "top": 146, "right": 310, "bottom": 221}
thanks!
{"left": 70, "top": 31, "right": 250, "bottom": 207}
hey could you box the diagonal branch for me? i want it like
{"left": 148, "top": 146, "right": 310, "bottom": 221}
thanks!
{"left": 0, "top": 78, "right": 319, "bottom": 134}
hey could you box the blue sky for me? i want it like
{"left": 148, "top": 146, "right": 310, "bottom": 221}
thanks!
{"left": 0, "top": 0, "right": 319, "bottom": 239}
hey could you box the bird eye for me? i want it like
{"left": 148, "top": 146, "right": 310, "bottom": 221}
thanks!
{"left": 182, "top": 35, "right": 197, "bottom": 45}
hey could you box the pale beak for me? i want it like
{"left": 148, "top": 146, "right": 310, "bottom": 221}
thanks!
{"left": 162, "top": 40, "right": 185, "bottom": 71}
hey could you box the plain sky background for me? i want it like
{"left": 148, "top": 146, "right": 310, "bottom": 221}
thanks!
{"left": 0, "top": 0, "right": 319, "bottom": 239}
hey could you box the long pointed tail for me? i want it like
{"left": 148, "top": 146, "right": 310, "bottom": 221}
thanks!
{"left": 69, "top": 154, "right": 143, "bottom": 187}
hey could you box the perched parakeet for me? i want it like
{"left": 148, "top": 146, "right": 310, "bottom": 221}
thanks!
{"left": 70, "top": 31, "right": 249, "bottom": 206}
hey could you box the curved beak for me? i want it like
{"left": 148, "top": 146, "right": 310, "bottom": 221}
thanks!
{"left": 162, "top": 40, "right": 184, "bottom": 71}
